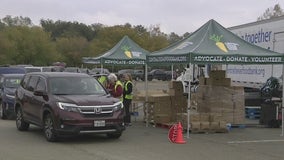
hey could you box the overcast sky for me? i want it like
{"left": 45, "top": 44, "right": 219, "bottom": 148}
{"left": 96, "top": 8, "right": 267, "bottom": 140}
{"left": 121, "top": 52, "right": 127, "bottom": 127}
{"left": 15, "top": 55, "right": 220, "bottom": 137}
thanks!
{"left": 1, "top": 0, "right": 283, "bottom": 35}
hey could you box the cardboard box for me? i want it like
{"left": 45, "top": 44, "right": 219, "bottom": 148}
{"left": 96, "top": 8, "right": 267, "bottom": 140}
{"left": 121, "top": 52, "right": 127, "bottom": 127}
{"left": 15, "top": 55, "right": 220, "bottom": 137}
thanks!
{"left": 148, "top": 93, "right": 171, "bottom": 103}
{"left": 218, "top": 121, "right": 229, "bottom": 133}
{"left": 168, "top": 88, "right": 184, "bottom": 96}
{"left": 154, "top": 114, "right": 172, "bottom": 124}
{"left": 200, "top": 121, "right": 210, "bottom": 130}
{"left": 200, "top": 113, "right": 210, "bottom": 121}
{"left": 190, "top": 112, "right": 200, "bottom": 122}
{"left": 219, "top": 121, "right": 227, "bottom": 129}
{"left": 209, "top": 70, "right": 226, "bottom": 78}
{"left": 190, "top": 122, "right": 200, "bottom": 131}
{"left": 175, "top": 112, "right": 200, "bottom": 124}
{"left": 210, "top": 122, "right": 220, "bottom": 130}
{"left": 199, "top": 77, "right": 206, "bottom": 85}
{"left": 209, "top": 113, "right": 223, "bottom": 122}
{"left": 168, "top": 81, "right": 184, "bottom": 90}
{"left": 132, "top": 96, "right": 146, "bottom": 102}
{"left": 134, "top": 90, "right": 168, "bottom": 102}
{"left": 171, "top": 96, "right": 187, "bottom": 106}
{"left": 149, "top": 102, "right": 172, "bottom": 114}
{"left": 206, "top": 77, "right": 231, "bottom": 86}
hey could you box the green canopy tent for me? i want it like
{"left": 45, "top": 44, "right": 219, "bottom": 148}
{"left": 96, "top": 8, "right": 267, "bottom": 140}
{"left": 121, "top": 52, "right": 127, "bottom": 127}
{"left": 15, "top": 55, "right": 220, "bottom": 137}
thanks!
{"left": 82, "top": 35, "right": 150, "bottom": 122}
{"left": 82, "top": 34, "right": 150, "bottom": 82}
{"left": 148, "top": 19, "right": 283, "bottom": 65}
{"left": 82, "top": 35, "right": 149, "bottom": 68}
{"left": 147, "top": 19, "right": 284, "bottom": 138}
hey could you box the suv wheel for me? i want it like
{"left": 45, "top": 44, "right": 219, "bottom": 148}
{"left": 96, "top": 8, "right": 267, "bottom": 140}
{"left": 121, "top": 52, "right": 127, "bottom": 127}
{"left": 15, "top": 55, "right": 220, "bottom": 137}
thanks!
{"left": 16, "top": 108, "right": 30, "bottom": 131}
{"left": 0, "top": 103, "right": 7, "bottom": 120}
{"left": 107, "top": 132, "right": 122, "bottom": 139}
{"left": 43, "top": 114, "right": 57, "bottom": 142}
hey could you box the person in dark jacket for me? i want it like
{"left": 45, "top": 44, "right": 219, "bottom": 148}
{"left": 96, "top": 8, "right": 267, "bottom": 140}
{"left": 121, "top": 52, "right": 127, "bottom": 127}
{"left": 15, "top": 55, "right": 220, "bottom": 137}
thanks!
{"left": 122, "top": 73, "right": 133, "bottom": 126}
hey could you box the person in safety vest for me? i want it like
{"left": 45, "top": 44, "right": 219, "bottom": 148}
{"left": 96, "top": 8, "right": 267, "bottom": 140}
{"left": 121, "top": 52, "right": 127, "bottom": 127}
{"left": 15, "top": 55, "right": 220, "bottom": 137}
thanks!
{"left": 122, "top": 73, "right": 133, "bottom": 126}
{"left": 106, "top": 73, "right": 123, "bottom": 100}
{"left": 97, "top": 74, "right": 108, "bottom": 88}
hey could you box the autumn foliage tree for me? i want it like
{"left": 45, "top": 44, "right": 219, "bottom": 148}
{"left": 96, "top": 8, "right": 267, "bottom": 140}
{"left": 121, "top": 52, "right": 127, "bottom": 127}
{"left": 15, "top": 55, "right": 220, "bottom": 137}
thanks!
{"left": 0, "top": 26, "right": 58, "bottom": 65}
{"left": 0, "top": 15, "right": 182, "bottom": 66}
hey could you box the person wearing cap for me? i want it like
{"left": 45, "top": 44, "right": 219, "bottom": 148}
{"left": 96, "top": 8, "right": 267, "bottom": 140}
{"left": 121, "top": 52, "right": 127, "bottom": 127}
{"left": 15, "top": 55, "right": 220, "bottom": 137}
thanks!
{"left": 106, "top": 73, "right": 123, "bottom": 100}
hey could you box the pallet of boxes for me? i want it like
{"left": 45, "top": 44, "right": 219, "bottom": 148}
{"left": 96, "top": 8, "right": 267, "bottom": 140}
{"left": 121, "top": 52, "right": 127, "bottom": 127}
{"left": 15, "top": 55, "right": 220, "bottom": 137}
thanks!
{"left": 134, "top": 87, "right": 187, "bottom": 127}
{"left": 133, "top": 70, "right": 245, "bottom": 133}
{"left": 188, "top": 70, "right": 245, "bottom": 133}
{"left": 133, "top": 89, "right": 172, "bottom": 126}
{"left": 168, "top": 80, "right": 229, "bottom": 133}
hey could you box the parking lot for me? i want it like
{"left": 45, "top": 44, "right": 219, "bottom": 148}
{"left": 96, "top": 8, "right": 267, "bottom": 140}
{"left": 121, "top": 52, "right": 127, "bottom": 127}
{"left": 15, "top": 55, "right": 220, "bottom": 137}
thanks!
{"left": 0, "top": 80, "right": 283, "bottom": 160}
{"left": 0, "top": 118, "right": 284, "bottom": 160}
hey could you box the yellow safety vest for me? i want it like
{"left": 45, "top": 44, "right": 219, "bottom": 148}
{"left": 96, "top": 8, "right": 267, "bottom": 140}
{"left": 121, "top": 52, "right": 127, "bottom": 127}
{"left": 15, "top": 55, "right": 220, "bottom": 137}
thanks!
{"left": 98, "top": 76, "right": 107, "bottom": 86}
{"left": 124, "top": 81, "right": 133, "bottom": 100}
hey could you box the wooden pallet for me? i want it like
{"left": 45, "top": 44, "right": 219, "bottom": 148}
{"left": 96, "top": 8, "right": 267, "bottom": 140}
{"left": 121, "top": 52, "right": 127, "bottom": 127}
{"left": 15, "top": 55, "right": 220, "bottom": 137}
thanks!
{"left": 153, "top": 122, "right": 174, "bottom": 129}
{"left": 231, "top": 124, "right": 246, "bottom": 128}
{"left": 190, "top": 129, "right": 228, "bottom": 134}
{"left": 150, "top": 122, "right": 229, "bottom": 134}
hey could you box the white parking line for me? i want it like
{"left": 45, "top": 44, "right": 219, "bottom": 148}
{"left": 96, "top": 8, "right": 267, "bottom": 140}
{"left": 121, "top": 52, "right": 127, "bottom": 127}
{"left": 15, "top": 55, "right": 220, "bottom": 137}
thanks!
{"left": 228, "top": 139, "right": 284, "bottom": 144}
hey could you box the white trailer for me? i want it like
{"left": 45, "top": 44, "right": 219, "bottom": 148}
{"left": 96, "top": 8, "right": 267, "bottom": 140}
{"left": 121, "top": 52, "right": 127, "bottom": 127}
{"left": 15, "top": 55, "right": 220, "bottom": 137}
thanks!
{"left": 222, "top": 15, "right": 284, "bottom": 88}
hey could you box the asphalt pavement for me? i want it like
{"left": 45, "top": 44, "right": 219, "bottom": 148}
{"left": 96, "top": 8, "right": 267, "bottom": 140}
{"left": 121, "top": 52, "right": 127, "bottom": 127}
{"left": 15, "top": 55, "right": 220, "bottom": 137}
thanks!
{"left": 1, "top": 118, "right": 284, "bottom": 160}
{"left": 0, "top": 80, "right": 283, "bottom": 160}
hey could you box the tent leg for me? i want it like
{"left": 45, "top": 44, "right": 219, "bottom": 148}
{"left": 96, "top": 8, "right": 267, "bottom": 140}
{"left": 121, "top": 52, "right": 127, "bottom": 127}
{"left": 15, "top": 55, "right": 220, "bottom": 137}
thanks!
{"left": 281, "top": 64, "right": 284, "bottom": 136}
{"left": 100, "top": 64, "right": 103, "bottom": 73}
{"left": 187, "top": 64, "right": 191, "bottom": 139}
{"left": 145, "top": 64, "right": 149, "bottom": 127}
{"left": 171, "top": 64, "right": 174, "bottom": 80}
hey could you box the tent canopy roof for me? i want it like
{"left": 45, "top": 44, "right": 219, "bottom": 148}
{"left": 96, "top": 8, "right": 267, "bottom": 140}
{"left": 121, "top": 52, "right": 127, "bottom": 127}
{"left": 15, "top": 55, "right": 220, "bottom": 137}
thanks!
{"left": 83, "top": 35, "right": 150, "bottom": 66}
{"left": 147, "top": 19, "right": 284, "bottom": 65}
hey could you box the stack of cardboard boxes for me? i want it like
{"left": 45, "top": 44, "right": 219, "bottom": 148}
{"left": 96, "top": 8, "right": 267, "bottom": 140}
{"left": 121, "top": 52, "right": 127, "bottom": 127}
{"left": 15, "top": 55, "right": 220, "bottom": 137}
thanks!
{"left": 133, "top": 90, "right": 171, "bottom": 124}
{"left": 147, "top": 93, "right": 172, "bottom": 124}
{"left": 134, "top": 82, "right": 187, "bottom": 125}
{"left": 133, "top": 70, "right": 245, "bottom": 133}
{"left": 168, "top": 81, "right": 187, "bottom": 121}
{"left": 175, "top": 112, "right": 228, "bottom": 133}
{"left": 205, "top": 70, "right": 231, "bottom": 86}
{"left": 195, "top": 70, "right": 245, "bottom": 125}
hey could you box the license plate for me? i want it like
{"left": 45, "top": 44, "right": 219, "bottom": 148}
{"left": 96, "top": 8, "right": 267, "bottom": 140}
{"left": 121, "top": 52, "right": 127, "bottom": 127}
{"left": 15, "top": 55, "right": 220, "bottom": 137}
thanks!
{"left": 94, "top": 120, "right": 105, "bottom": 127}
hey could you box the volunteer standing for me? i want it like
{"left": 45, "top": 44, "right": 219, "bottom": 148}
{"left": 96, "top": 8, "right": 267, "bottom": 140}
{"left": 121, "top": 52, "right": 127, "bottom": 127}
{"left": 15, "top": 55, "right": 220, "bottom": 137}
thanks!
{"left": 106, "top": 73, "right": 123, "bottom": 100}
{"left": 123, "top": 73, "right": 133, "bottom": 126}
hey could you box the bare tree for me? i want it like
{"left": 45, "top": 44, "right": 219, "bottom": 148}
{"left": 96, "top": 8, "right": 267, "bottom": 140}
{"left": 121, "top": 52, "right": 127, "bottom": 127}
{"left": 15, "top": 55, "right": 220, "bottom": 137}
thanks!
{"left": 257, "top": 4, "right": 283, "bottom": 21}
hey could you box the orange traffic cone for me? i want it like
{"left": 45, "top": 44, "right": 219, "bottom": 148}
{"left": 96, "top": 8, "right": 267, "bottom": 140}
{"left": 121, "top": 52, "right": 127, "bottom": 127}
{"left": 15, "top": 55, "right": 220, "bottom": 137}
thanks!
{"left": 174, "top": 122, "right": 186, "bottom": 144}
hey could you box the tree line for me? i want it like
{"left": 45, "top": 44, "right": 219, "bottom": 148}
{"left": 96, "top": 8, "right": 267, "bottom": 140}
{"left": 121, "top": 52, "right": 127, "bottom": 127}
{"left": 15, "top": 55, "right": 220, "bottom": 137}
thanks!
{"left": 0, "top": 15, "right": 188, "bottom": 67}
{"left": 0, "top": 4, "right": 282, "bottom": 67}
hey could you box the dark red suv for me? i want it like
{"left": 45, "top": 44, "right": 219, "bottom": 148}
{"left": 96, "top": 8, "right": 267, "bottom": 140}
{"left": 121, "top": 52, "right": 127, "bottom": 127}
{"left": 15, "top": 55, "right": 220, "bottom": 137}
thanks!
{"left": 14, "top": 72, "right": 125, "bottom": 142}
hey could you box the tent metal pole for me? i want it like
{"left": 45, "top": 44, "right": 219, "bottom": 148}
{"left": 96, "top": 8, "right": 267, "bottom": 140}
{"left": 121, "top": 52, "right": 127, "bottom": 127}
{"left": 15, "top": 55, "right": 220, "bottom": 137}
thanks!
{"left": 171, "top": 64, "right": 174, "bottom": 80}
{"left": 281, "top": 64, "right": 284, "bottom": 136}
{"left": 271, "top": 64, "right": 274, "bottom": 77}
{"left": 145, "top": 64, "right": 149, "bottom": 127}
{"left": 100, "top": 64, "right": 103, "bottom": 73}
{"left": 187, "top": 64, "right": 191, "bottom": 139}
{"left": 193, "top": 64, "right": 195, "bottom": 80}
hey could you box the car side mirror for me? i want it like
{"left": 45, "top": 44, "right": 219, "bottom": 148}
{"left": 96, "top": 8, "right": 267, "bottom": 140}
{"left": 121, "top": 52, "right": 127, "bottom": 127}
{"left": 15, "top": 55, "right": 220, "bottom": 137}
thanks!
{"left": 34, "top": 90, "right": 47, "bottom": 96}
